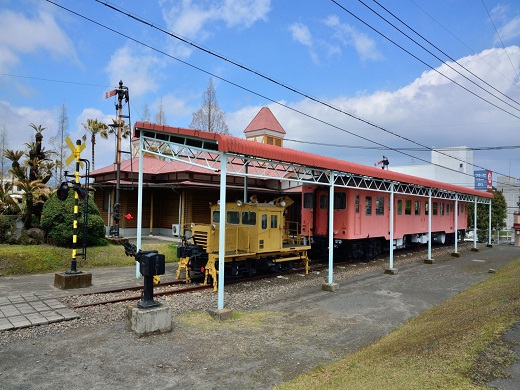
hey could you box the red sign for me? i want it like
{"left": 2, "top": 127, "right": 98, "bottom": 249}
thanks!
{"left": 105, "top": 89, "right": 117, "bottom": 99}
{"left": 486, "top": 170, "right": 492, "bottom": 190}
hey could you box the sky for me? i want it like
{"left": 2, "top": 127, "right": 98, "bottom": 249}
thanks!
{"left": 1, "top": 0, "right": 520, "bottom": 189}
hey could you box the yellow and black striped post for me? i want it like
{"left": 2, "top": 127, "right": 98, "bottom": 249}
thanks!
{"left": 66, "top": 139, "right": 82, "bottom": 275}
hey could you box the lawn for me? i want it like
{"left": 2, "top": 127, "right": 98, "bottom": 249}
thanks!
{"left": 0, "top": 241, "right": 178, "bottom": 275}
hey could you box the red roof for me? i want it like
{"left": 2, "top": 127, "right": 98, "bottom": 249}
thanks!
{"left": 132, "top": 122, "right": 492, "bottom": 199}
{"left": 90, "top": 156, "right": 210, "bottom": 176}
{"left": 244, "top": 107, "right": 286, "bottom": 135}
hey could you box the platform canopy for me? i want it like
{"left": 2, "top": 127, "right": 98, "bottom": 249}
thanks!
{"left": 133, "top": 122, "right": 492, "bottom": 203}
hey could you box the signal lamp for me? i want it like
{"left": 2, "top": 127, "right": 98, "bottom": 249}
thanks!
{"left": 57, "top": 182, "right": 69, "bottom": 201}
{"left": 74, "top": 186, "right": 89, "bottom": 200}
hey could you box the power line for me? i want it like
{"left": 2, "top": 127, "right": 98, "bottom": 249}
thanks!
{"left": 285, "top": 138, "right": 520, "bottom": 151}
{"left": 367, "top": 0, "right": 520, "bottom": 110}
{"left": 44, "top": 0, "right": 519, "bottom": 188}
{"left": 0, "top": 72, "right": 110, "bottom": 88}
{"left": 330, "top": 0, "right": 520, "bottom": 118}
{"left": 91, "top": 0, "right": 519, "bottom": 176}
{"left": 407, "top": 0, "right": 520, "bottom": 95}
{"left": 481, "top": 0, "right": 520, "bottom": 82}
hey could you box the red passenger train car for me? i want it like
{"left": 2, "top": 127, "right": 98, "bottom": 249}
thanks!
{"left": 301, "top": 185, "right": 467, "bottom": 259}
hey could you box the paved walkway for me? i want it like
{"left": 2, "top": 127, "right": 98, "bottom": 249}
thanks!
{"left": 0, "top": 293, "right": 79, "bottom": 331}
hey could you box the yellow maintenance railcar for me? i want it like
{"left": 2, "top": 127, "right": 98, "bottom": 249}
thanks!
{"left": 177, "top": 196, "right": 311, "bottom": 290}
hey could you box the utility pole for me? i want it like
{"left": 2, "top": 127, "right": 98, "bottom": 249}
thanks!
{"left": 106, "top": 80, "right": 129, "bottom": 237}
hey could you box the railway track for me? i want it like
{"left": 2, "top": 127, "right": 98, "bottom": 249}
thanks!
{"left": 69, "top": 243, "right": 466, "bottom": 309}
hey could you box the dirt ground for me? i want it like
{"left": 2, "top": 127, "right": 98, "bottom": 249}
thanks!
{"left": 1, "top": 244, "right": 520, "bottom": 390}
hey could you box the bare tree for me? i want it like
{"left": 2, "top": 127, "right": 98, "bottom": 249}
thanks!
{"left": 141, "top": 103, "right": 151, "bottom": 122}
{"left": 154, "top": 98, "right": 167, "bottom": 125}
{"left": 190, "top": 78, "right": 229, "bottom": 134}
{"left": 49, "top": 104, "right": 70, "bottom": 185}
{"left": 0, "top": 125, "right": 8, "bottom": 185}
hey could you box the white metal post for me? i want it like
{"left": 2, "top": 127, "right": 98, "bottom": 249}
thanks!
{"left": 474, "top": 198, "right": 478, "bottom": 249}
{"left": 218, "top": 153, "right": 227, "bottom": 310}
{"left": 488, "top": 201, "right": 492, "bottom": 246}
{"left": 428, "top": 189, "right": 432, "bottom": 260}
{"left": 328, "top": 172, "right": 335, "bottom": 284}
{"left": 389, "top": 183, "right": 394, "bottom": 269}
{"left": 454, "top": 195, "right": 458, "bottom": 254}
{"left": 136, "top": 136, "right": 144, "bottom": 278}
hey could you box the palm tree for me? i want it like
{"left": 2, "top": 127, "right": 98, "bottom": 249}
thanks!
{"left": 16, "top": 177, "right": 47, "bottom": 229}
{"left": 82, "top": 118, "right": 108, "bottom": 170}
{"left": 0, "top": 182, "right": 19, "bottom": 215}
{"left": 108, "top": 118, "right": 132, "bottom": 159}
{"left": 4, "top": 149, "right": 24, "bottom": 170}
{"left": 3, "top": 149, "right": 24, "bottom": 198}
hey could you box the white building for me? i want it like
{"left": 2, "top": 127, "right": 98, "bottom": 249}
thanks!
{"left": 496, "top": 176, "right": 520, "bottom": 229}
{"left": 392, "top": 147, "right": 474, "bottom": 189}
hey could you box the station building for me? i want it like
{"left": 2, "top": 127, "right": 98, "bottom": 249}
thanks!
{"left": 90, "top": 107, "right": 300, "bottom": 237}
{"left": 496, "top": 175, "right": 520, "bottom": 229}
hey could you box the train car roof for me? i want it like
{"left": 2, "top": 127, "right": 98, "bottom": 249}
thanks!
{"left": 134, "top": 122, "right": 493, "bottom": 199}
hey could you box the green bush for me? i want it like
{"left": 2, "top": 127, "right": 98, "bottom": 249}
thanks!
{"left": 0, "top": 215, "right": 15, "bottom": 243}
{"left": 41, "top": 189, "right": 107, "bottom": 247}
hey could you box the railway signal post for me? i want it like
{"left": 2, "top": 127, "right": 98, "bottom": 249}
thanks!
{"left": 53, "top": 138, "right": 92, "bottom": 290}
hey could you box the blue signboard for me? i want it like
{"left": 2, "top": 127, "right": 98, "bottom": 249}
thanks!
{"left": 474, "top": 170, "right": 491, "bottom": 190}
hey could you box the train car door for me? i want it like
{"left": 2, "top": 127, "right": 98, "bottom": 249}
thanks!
{"left": 314, "top": 188, "right": 329, "bottom": 236}
{"left": 354, "top": 193, "right": 361, "bottom": 235}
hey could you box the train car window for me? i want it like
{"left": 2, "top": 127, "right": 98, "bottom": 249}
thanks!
{"left": 212, "top": 211, "right": 220, "bottom": 223}
{"left": 320, "top": 195, "right": 328, "bottom": 209}
{"left": 425, "top": 201, "right": 429, "bottom": 215}
{"left": 365, "top": 196, "right": 372, "bottom": 215}
{"left": 227, "top": 211, "right": 240, "bottom": 224}
{"left": 397, "top": 199, "right": 402, "bottom": 215}
{"left": 334, "top": 192, "right": 347, "bottom": 210}
{"left": 261, "top": 214, "right": 268, "bottom": 230}
{"left": 271, "top": 215, "right": 278, "bottom": 229}
{"left": 440, "top": 203, "right": 445, "bottom": 216}
{"left": 405, "top": 200, "right": 412, "bottom": 215}
{"left": 376, "top": 197, "right": 384, "bottom": 215}
{"left": 242, "top": 211, "right": 256, "bottom": 225}
{"left": 446, "top": 204, "right": 450, "bottom": 215}
{"left": 303, "top": 193, "right": 314, "bottom": 209}
{"left": 433, "top": 202, "right": 438, "bottom": 215}
{"left": 355, "top": 195, "right": 360, "bottom": 214}
{"left": 415, "top": 200, "right": 421, "bottom": 215}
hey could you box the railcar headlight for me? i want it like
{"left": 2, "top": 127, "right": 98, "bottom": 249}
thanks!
{"left": 334, "top": 239, "right": 343, "bottom": 245}
{"left": 211, "top": 224, "right": 216, "bottom": 231}
{"left": 236, "top": 200, "right": 243, "bottom": 207}
{"left": 190, "top": 222, "right": 195, "bottom": 228}
{"left": 280, "top": 201, "right": 286, "bottom": 207}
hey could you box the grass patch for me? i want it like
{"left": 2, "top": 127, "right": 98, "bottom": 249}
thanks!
{"left": 0, "top": 242, "right": 178, "bottom": 275}
{"left": 276, "top": 257, "right": 520, "bottom": 390}
{"left": 179, "top": 310, "right": 280, "bottom": 331}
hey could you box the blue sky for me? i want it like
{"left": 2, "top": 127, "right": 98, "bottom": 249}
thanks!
{"left": 1, "top": 0, "right": 520, "bottom": 186}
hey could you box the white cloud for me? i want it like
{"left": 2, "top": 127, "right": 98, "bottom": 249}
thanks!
{"left": 160, "top": 0, "right": 270, "bottom": 52}
{"left": 324, "top": 15, "right": 382, "bottom": 61}
{"left": 497, "top": 15, "right": 520, "bottom": 43}
{"left": 0, "top": 100, "right": 57, "bottom": 153}
{"left": 0, "top": 8, "right": 79, "bottom": 72}
{"left": 104, "top": 45, "right": 165, "bottom": 98}
{"left": 289, "top": 23, "right": 313, "bottom": 47}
